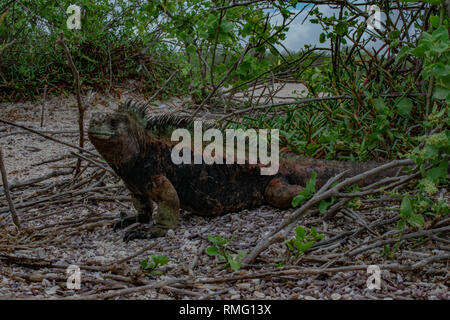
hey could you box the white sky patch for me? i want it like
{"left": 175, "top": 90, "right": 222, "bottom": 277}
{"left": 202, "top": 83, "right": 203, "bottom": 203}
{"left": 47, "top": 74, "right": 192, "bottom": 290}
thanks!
{"left": 268, "top": 4, "right": 416, "bottom": 54}
{"left": 270, "top": 5, "right": 338, "bottom": 53}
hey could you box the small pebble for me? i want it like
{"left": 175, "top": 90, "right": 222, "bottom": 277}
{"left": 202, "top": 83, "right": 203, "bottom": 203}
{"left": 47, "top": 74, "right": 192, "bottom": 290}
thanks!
{"left": 36, "top": 248, "right": 46, "bottom": 259}
{"left": 228, "top": 289, "right": 239, "bottom": 295}
{"left": 236, "top": 283, "right": 251, "bottom": 290}
{"left": 41, "top": 279, "right": 51, "bottom": 287}
{"left": 331, "top": 293, "right": 341, "bottom": 300}
{"left": 44, "top": 286, "right": 58, "bottom": 295}
{"left": 166, "top": 229, "right": 175, "bottom": 237}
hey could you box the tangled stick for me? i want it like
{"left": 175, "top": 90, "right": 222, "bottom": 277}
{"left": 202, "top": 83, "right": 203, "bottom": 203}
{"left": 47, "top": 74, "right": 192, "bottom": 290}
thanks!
{"left": 56, "top": 31, "right": 86, "bottom": 174}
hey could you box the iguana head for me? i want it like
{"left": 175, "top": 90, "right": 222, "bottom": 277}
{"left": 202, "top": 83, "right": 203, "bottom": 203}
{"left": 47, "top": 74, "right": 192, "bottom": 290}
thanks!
{"left": 88, "top": 112, "right": 143, "bottom": 171}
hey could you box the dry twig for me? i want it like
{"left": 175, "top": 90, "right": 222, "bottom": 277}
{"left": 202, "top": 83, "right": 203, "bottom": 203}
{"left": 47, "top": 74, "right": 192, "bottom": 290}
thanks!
{"left": 0, "top": 146, "right": 21, "bottom": 229}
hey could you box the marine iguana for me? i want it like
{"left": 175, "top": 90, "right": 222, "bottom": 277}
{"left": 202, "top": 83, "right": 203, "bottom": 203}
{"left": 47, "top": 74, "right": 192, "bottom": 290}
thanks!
{"left": 88, "top": 100, "right": 396, "bottom": 241}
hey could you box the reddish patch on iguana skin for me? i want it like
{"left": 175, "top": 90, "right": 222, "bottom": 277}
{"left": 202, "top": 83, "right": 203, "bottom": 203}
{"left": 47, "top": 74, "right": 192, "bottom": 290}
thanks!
{"left": 264, "top": 177, "right": 302, "bottom": 208}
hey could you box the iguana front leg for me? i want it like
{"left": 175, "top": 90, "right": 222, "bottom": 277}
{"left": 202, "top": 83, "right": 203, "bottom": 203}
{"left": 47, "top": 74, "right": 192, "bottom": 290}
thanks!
{"left": 124, "top": 175, "right": 180, "bottom": 241}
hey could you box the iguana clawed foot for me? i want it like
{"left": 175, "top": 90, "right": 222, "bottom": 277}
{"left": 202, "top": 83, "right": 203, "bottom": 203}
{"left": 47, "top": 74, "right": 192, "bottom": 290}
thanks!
{"left": 123, "top": 228, "right": 153, "bottom": 241}
{"left": 123, "top": 226, "right": 167, "bottom": 242}
{"left": 113, "top": 211, "right": 156, "bottom": 241}
{"left": 113, "top": 211, "right": 133, "bottom": 231}
{"left": 113, "top": 211, "right": 151, "bottom": 231}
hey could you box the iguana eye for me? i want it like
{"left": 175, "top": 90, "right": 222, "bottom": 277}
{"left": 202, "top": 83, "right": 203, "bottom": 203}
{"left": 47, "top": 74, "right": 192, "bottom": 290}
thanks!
{"left": 110, "top": 119, "right": 119, "bottom": 128}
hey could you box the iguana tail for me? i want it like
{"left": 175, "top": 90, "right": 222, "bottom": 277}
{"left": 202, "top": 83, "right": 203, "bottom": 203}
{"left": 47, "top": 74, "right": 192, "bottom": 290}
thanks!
{"left": 278, "top": 153, "right": 402, "bottom": 188}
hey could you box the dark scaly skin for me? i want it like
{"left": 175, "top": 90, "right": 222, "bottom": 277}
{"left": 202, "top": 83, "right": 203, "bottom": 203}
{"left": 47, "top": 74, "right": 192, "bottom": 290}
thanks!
{"left": 88, "top": 101, "right": 397, "bottom": 241}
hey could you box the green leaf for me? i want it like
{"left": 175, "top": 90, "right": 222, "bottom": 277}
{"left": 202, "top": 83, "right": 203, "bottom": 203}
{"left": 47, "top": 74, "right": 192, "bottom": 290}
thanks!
{"left": 285, "top": 241, "right": 294, "bottom": 252}
{"left": 433, "top": 41, "right": 449, "bottom": 54}
{"left": 295, "top": 226, "right": 306, "bottom": 239}
{"left": 216, "top": 63, "right": 227, "bottom": 74}
{"left": 303, "top": 241, "right": 315, "bottom": 251}
{"left": 305, "top": 172, "right": 317, "bottom": 193}
{"left": 229, "top": 259, "right": 241, "bottom": 271}
{"left": 423, "top": 144, "right": 439, "bottom": 159}
{"left": 373, "top": 98, "right": 386, "bottom": 114}
{"left": 221, "top": 21, "right": 234, "bottom": 33}
{"left": 381, "top": 244, "right": 391, "bottom": 256}
{"left": 206, "top": 246, "right": 219, "bottom": 256}
{"left": 207, "top": 234, "right": 218, "bottom": 243}
{"left": 292, "top": 172, "right": 317, "bottom": 207}
{"left": 140, "top": 259, "right": 150, "bottom": 269}
{"left": 389, "top": 30, "right": 401, "bottom": 39}
{"left": 432, "top": 63, "right": 450, "bottom": 78}
{"left": 293, "top": 239, "right": 305, "bottom": 252}
{"left": 291, "top": 194, "right": 306, "bottom": 207}
{"left": 186, "top": 44, "right": 196, "bottom": 54}
{"left": 218, "top": 238, "right": 228, "bottom": 246}
{"left": 318, "top": 200, "right": 332, "bottom": 213}
{"left": 397, "top": 219, "right": 406, "bottom": 230}
{"left": 395, "top": 97, "right": 413, "bottom": 117}
{"left": 429, "top": 15, "right": 440, "bottom": 29}
{"left": 400, "top": 196, "right": 413, "bottom": 219}
{"left": 319, "top": 33, "right": 326, "bottom": 43}
{"left": 395, "top": 46, "right": 410, "bottom": 62}
{"left": 152, "top": 254, "right": 170, "bottom": 266}
{"left": 407, "top": 213, "right": 425, "bottom": 227}
{"left": 237, "top": 251, "right": 247, "bottom": 259}
{"left": 151, "top": 270, "right": 163, "bottom": 275}
{"left": 412, "top": 44, "right": 429, "bottom": 58}
{"left": 335, "top": 21, "right": 348, "bottom": 36}
{"left": 423, "top": 0, "right": 444, "bottom": 5}
{"left": 431, "top": 25, "right": 448, "bottom": 42}
{"left": 433, "top": 86, "right": 450, "bottom": 100}
{"left": 310, "top": 227, "right": 318, "bottom": 237}
{"left": 426, "top": 159, "right": 448, "bottom": 183}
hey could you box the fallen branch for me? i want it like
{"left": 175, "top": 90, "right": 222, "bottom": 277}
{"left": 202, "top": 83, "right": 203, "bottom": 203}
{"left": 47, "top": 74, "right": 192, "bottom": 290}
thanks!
{"left": 0, "top": 168, "right": 73, "bottom": 193}
{"left": 64, "top": 278, "right": 184, "bottom": 300}
{"left": 347, "top": 225, "right": 450, "bottom": 257}
{"left": 0, "top": 146, "right": 21, "bottom": 229}
{"left": 0, "top": 118, "right": 98, "bottom": 157}
{"left": 109, "top": 242, "right": 158, "bottom": 266}
{"left": 70, "top": 152, "right": 116, "bottom": 175}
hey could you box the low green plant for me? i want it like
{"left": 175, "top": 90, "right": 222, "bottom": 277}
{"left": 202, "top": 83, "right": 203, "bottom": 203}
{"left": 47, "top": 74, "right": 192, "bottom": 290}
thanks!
{"left": 206, "top": 234, "right": 247, "bottom": 271}
{"left": 410, "top": 129, "right": 449, "bottom": 194}
{"left": 398, "top": 196, "right": 426, "bottom": 230}
{"left": 380, "top": 240, "right": 401, "bottom": 259}
{"left": 291, "top": 172, "right": 317, "bottom": 207}
{"left": 140, "top": 254, "right": 170, "bottom": 275}
{"left": 397, "top": 193, "right": 449, "bottom": 231}
{"left": 285, "top": 226, "right": 324, "bottom": 260}
{"left": 399, "top": 113, "right": 449, "bottom": 231}
{"left": 291, "top": 172, "right": 337, "bottom": 214}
